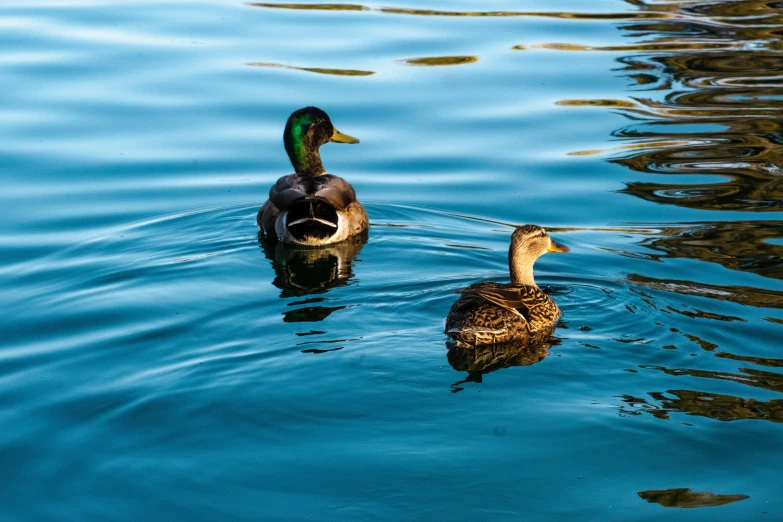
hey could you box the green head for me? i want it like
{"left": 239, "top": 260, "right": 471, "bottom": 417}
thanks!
{"left": 283, "top": 107, "right": 359, "bottom": 176}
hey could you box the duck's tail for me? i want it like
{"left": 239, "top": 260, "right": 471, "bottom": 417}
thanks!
{"left": 285, "top": 198, "right": 339, "bottom": 242}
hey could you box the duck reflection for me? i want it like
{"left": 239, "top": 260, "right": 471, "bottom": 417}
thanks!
{"left": 447, "top": 330, "right": 559, "bottom": 391}
{"left": 259, "top": 231, "right": 367, "bottom": 298}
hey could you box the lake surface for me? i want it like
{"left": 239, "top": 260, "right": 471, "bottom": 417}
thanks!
{"left": 2, "top": 0, "right": 782, "bottom": 519}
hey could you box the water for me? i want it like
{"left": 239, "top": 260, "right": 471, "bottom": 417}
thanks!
{"left": 2, "top": 0, "right": 782, "bottom": 519}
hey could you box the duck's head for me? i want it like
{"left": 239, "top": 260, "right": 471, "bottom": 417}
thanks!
{"left": 508, "top": 225, "right": 569, "bottom": 285}
{"left": 284, "top": 106, "right": 359, "bottom": 176}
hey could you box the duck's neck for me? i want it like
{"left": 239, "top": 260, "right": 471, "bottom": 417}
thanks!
{"left": 285, "top": 128, "right": 325, "bottom": 176}
{"left": 509, "top": 250, "right": 537, "bottom": 286}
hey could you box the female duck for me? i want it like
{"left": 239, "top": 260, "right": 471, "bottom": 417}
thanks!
{"left": 445, "top": 225, "right": 569, "bottom": 347}
{"left": 258, "top": 107, "right": 368, "bottom": 246}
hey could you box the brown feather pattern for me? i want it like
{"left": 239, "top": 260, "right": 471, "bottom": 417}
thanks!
{"left": 446, "top": 281, "right": 561, "bottom": 347}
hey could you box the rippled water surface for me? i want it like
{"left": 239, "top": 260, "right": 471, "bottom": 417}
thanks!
{"left": 3, "top": 0, "right": 783, "bottom": 519}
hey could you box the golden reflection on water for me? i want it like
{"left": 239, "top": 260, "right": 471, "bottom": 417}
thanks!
{"left": 525, "top": 42, "right": 747, "bottom": 52}
{"left": 250, "top": 2, "right": 368, "bottom": 11}
{"left": 250, "top": 3, "right": 670, "bottom": 19}
{"left": 248, "top": 62, "right": 375, "bottom": 76}
{"left": 398, "top": 56, "right": 478, "bottom": 67}
{"left": 556, "top": 99, "right": 637, "bottom": 108}
{"left": 568, "top": 0, "right": 783, "bottom": 215}
{"left": 560, "top": 5, "right": 783, "bottom": 430}
{"left": 610, "top": 0, "right": 783, "bottom": 422}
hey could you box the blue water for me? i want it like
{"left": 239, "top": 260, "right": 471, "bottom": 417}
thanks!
{"left": 2, "top": 0, "right": 782, "bottom": 520}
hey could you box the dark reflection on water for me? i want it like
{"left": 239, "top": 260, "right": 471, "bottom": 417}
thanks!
{"left": 604, "top": 0, "right": 783, "bottom": 213}
{"left": 638, "top": 488, "right": 749, "bottom": 508}
{"left": 259, "top": 231, "right": 367, "bottom": 298}
{"left": 260, "top": 233, "right": 366, "bottom": 324}
{"left": 641, "top": 365, "right": 783, "bottom": 394}
{"left": 641, "top": 222, "right": 783, "bottom": 280}
{"left": 715, "top": 351, "right": 783, "bottom": 369}
{"left": 446, "top": 331, "right": 559, "bottom": 392}
{"left": 629, "top": 274, "right": 783, "bottom": 309}
{"left": 616, "top": 222, "right": 783, "bottom": 280}
{"left": 283, "top": 304, "right": 345, "bottom": 322}
{"left": 622, "top": 390, "right": 783, "bottom": 423}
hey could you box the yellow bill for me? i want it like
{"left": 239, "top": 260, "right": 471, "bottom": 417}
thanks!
{"left": 330, "top": 128, "right": 360, "bottom": 144}
{"left": 548, "top": 239, "right": 570, "bottom": 253}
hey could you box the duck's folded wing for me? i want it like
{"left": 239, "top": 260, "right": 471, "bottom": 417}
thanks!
{"left": 269, "top": 174, "right": 310, "bottom": 211}
{"left": 312, "top": 175, "right": 357, "bottom": 210}
{"left": 457, "top": 285, "right": 547, "bottom": 321}
{"left": 269, "top": 174, "right": 357, "bottom": 211}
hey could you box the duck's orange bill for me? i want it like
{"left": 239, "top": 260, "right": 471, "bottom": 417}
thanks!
{"left": 548, "top": 239, "right": 570, "bottom": 253}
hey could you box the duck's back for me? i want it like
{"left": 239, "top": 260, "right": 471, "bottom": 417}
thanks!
{"left": 258, "top": 173, "right": 367, "bottom": 244}
{"left": 445, "top": 281, "right": 560, "bottom": 347}
{"left": 266, "top": 173, "right": 356, "bottom": 212}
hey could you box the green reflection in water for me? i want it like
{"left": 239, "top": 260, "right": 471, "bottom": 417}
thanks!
{"left": 399, "top": 56, "right": 478, "bottom": 67}
{"left": 248, "top": 62, "right": 375, "bottom": 76}
{"left": 638, "top": 488, "right": 749, "bottom": 508}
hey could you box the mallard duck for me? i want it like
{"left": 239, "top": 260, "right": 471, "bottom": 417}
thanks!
{"left": 258, "top": 107, "right": 368, "bottom": 246}
{"left": 445, "top": 225, "right": 569, "bottom": 347}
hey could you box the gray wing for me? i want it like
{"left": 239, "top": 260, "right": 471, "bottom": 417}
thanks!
{"left": 268, "top": 174, "right": 310, "bottom": 212}
{"left": 269, "top": 173, "right": 357, "bottom": 212}
{"left": 312, "top": 175, "right": 357, "bottom": 210}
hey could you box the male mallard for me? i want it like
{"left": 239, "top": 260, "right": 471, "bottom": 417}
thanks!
{"left": 445, "top": 225, "right": 569, "bottom": 347}
{"left": 258, "top": 107, "right": 368, "bottom": 246}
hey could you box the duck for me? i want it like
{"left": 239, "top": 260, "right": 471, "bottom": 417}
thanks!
{"left": 445, "top": 224, "right": 569, "bottom": 347}
{"left": 258, "top": 107, "right": 368, "bottom": 246}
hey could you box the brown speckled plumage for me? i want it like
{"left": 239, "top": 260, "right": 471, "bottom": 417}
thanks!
{"left": 445, "top": 225, "right": 569, "bottom": 347}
